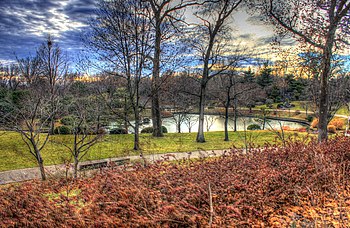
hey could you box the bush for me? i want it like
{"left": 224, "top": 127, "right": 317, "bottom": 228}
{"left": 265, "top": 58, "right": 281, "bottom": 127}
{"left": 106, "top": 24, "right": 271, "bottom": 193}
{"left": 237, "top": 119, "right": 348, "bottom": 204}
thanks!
{"left": 109, "top": 128, "right": 128, "bottom": 134}
{"left": 141, "top": 127, "right": 153, "bottom": 133}
{"left": 277, "top": 103, "right": 284, "bottom": 109}
{"left": 329, "top": 118, "right": 345, "bottom": 130}
{"left": 141, "top": 126, "right": 168, "bottom": 133}
{"left": 306, "top": 115, "right": 313, "bottom": 122}
{"left": 247, "top": 124, "right": 261, "bottom": 130}
{"left": 327, "top": 125, "right": 336, "bottom": 133}
{"left": 265, "top": 99, "right": 274, "bottom": 108}
{"left": 3, "top": 137, "right": 350, "bottom": 226}
{"left": 60, "top": 116, "right": 75, "bottom": 126}
{"left": 296, "top": 127, "right": 307, "bottom": 132}
{"left": 282, "top": 126, "right": 291, "bottom": 131}
{"left": 311, "top": 118, "right": 319, "bottom": 128}
{"left": 96, "top": 127, "right": 108, "bottom": 135}
{"left": 54, "top": 125, "right": 71, "bottom": 135}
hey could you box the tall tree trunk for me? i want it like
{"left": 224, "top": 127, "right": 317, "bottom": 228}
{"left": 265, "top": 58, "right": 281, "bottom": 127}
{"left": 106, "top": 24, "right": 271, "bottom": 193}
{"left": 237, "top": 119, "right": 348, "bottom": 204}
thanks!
{"left": 224, "top": 104, "right": 229, "bottom": 141}
{"left": 134, "top": 80, "right": 141, "bottom": 150}
{"left": 233, "top": 97, "right": 238, "bottom": 132}
{"left": 134, "top": 112, "right": 140, "bottom": 150}
{"left": 318, "top": 29, "right": 336, "bottom": 142}
{"left": 151, "top": 19, "right": 163, "bottom": 137}
{"left": 197, "top": 83, "right": 206, "bottom": 142}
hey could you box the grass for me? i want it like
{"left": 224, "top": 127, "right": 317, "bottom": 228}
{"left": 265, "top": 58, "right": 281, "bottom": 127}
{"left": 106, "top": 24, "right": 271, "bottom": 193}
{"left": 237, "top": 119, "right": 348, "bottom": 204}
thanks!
{"left": 255, "top": 101, "right": 349, "bottom": 117}
{"left": 0, "top": 130, "right": 306, "bottom": 172}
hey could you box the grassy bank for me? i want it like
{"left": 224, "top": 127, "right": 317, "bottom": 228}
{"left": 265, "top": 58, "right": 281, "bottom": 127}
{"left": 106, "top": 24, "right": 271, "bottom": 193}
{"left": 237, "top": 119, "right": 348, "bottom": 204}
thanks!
{"left": 0, "top": 130, "right": 305, "bottom": 171}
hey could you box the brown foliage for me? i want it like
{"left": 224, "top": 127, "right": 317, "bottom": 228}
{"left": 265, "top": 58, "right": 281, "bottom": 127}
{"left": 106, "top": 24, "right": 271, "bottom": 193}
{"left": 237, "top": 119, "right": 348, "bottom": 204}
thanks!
{"left": 329, "top": 118, "right": 345, "bottom": 130}
{"left": 327, "top": 125, "right": 336, "bottom": 133}
{"left": 1, "top": 137, "right": 350, "bottom": 226}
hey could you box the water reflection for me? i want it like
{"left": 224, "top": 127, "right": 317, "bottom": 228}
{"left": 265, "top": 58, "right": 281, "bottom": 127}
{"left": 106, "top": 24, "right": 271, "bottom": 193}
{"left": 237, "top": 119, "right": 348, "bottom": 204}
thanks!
{"left": 109, "top": 114, "right": 306, "bottom": 133}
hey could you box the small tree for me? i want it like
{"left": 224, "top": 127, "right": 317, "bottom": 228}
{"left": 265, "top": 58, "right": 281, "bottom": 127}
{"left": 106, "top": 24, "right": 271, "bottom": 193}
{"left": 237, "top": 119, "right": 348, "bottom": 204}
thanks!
{"left": 57, "top": 96, "right": 105, "bottom": 178}
{"left": 0, "top": 60, "right": 53, "bottom": 180}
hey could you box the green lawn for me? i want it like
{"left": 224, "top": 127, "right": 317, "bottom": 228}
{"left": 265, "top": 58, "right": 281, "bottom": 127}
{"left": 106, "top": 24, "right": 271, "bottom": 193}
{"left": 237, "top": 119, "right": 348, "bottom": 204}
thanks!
{"left": 255, "top": 101, "right": 349, "bottom": 116}
{"left": 0, "top": 131, "right": 306, "bottom": 171}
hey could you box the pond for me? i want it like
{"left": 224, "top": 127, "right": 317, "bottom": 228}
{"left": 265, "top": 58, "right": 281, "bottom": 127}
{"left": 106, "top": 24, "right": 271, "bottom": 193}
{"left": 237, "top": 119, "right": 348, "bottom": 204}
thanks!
{"left": 109, "top": 114, "right": 307, "bottom": 133}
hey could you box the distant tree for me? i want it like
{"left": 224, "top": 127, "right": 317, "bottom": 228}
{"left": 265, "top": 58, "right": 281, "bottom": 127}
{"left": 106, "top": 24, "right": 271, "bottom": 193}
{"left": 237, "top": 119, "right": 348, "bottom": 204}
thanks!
{"left": 243, "top": 67, "right": 255, "bottom": 82}
{"left": 162, "top": 72, "right": 198, "bottom": 133}
{"left": 256, "top": 62, "right": 273, "bottom": 88}
{"left": 36, "top": 36, "right": 68, "bottom": 135}
{"left": 192, "top": 0, "right": 244, "bottom": 143}
{"left": 89, "top": 0, "right": 152, "bottom": 152}
{"left": 0, "top": 63, "right": 20, "bottom": 90}
{"left": 210, "top": 70, "right": 257, "bottom": 141}
{"left": 56, "top": 95, "right": 106, "bottom": 179}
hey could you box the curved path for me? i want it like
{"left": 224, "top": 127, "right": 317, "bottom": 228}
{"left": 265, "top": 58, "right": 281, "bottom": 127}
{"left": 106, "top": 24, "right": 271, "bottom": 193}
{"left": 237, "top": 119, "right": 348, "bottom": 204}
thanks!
{"left": 0, "top": 149, "right": 228, "bottom": 185}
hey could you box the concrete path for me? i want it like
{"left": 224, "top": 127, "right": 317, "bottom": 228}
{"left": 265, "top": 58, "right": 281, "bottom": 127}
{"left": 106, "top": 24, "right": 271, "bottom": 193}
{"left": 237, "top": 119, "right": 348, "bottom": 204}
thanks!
{"left": 0, "top": 149, "right": 229, "bottom": 185}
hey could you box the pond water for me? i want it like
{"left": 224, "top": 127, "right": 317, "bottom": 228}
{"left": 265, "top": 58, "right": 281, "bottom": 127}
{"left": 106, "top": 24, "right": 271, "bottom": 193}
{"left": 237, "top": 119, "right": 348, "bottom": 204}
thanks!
{"left": 109, "top": 114, "right": 306, "bottom": 133}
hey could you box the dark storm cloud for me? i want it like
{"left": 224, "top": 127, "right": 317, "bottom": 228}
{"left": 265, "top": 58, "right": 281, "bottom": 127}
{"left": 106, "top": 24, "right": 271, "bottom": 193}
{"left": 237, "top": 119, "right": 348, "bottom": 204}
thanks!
{"left": 0, "top": 0, "right": 97, "bottom": 62}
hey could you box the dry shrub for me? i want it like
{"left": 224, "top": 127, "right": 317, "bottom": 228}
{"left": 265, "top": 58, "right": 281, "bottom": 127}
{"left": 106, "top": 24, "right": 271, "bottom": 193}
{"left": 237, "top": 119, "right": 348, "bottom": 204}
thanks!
{"left": 296, "top": 127, "right": 307, "bottom": 132}
{"left": 2, "top": 137, "right": 350, "bottom": 227}
{"left": 327, "top": 125, "right": 336, "bottom": 133}
{"left": 329, "top": 118, "right": 345, "bottom": 130}
{"left": 311, "top": 118, "right": 318, "bottom": 128}
{"left": 282, "top": 126, "right": 291, "bottom": 131}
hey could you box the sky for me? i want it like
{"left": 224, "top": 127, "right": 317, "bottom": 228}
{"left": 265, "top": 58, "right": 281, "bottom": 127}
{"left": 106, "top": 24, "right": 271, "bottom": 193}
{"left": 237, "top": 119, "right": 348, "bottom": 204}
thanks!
{"left": 0, "top": 0, "right": 96, "bottom": 64}
{"left": 0, "top": 0, "right": 285, "bottom": 69}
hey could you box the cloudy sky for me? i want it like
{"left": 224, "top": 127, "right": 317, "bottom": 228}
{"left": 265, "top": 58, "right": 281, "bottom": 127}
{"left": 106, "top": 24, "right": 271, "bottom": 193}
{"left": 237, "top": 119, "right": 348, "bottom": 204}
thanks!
{"left": 0, "top": 0, "right": 278, "bottom": 67}
{"left": 0, "top": 0, "right": 96, "bottom": 63}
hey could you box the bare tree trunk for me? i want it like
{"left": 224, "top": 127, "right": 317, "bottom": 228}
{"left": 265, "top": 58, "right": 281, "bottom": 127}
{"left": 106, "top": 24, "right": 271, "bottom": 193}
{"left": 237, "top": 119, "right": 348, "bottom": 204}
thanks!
{"left": 233, "top": 97, "right": 238, "bottom": 132}
{"left": 38, "top": 159, "right": 46, "bottom": 181}
{"left": 318, "top": 28, "right": 336, "bottom": 142}
{"left": 151, "top": 20, "right": 163, "bottom": 137}
{"left": 35, "top": 151, "right": 46, "bottom": 181}
{"left": 73, "top": 156, "right": 79, "bottom": 179}
{"left": 134, "top": 119, "right": 140, "bottom": 150}
{"left": 224, "top": 103, "right": 229, "bottom": 141}
{"left": 197, "top": 83, "right": 206, "bottom": 142}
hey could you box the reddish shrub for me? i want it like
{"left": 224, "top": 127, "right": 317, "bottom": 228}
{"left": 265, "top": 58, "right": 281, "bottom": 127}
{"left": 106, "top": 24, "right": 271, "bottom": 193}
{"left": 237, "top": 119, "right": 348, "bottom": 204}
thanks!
{"left": 282, "top": 126, "right": 291, "bottom": 131}
{"left": 311, "top": 118, "right": 318, "bottom": 128}
{"left": 296, "top": 127, "right": 307, "bottom": 132}
{"left": 327, "top": 124, "right": 336, "bottom": 133}
{"left": 329, "top": 118, "right": 345, "bottom": 130}
{"left": 1, "top": 137, "right": 350, "bottom": 226}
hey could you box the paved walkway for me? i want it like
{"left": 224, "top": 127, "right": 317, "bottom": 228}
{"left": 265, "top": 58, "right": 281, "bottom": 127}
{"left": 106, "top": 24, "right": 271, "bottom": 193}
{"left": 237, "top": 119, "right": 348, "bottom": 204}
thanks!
{"left": 0, "top": 149, "right": 228, "bottom": 185}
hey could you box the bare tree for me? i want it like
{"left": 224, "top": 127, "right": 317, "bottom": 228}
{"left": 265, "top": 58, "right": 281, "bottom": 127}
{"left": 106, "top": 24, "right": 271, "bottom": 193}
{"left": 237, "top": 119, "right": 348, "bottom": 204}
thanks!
{"left": 260, "top": 0, "right": 350, "bottom": 141}
{"left": 146, "top": 0, "right": 199, "bottom": 137}
{"left": 0, "top": 61, "right": 53, "bottom": 181}
{"left": 89, "top": 0, "right": 152, "bottom": 151}
{"left": 211, "top": 71, "right": 257, "bottom": 141}
{"left": 205, "top": 115, "right": 215, "bottom": 132}
{"left": 192, "top": 0, "right": 244, "bottom": 142}
{"left": 56, "top": 95, "right": 105, "bottom": 179}
{"left": 184, "top": 114, "right": 198, "bottom": 133}
{"left": 36, "top": 36, "right": 68, "bottom": 135}
{"left": 162, "top": 71, "right": 199, "bottom": 133}
{"left": 0, "top": 63, "right": 20, "bottom": 90}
